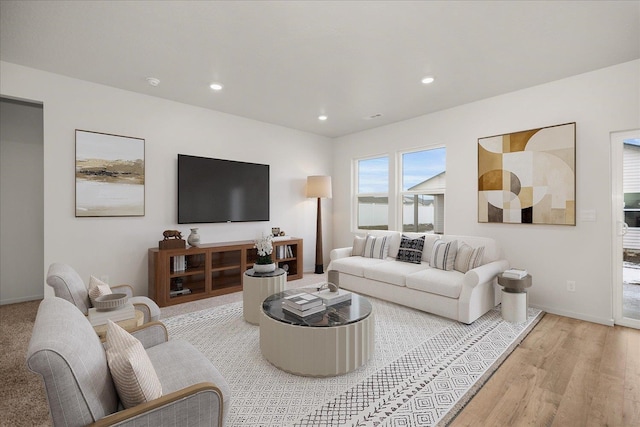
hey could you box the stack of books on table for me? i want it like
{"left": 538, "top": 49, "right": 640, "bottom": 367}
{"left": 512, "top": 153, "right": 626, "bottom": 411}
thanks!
{"left": 503, "top": 268, "right": 528, "bottom": 279}
{"left": 88, "top": 303, "right": 136, "bottom": 326}
{"left": 311, "top": 288, "right": 352, "bottom": 306}
{"left": 282, "top": 292, "right": 324, "bottom": 317}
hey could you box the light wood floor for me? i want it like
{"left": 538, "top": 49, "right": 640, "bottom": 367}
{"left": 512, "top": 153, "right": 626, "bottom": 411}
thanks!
{"left": 450, "top": 313, "right": 640, "bottom": 426}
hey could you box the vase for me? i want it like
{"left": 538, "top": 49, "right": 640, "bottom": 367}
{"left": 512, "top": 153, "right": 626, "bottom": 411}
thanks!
{"left": 253, "top": 263, "right": 276, "bottom": 273}
{"left": 187, "top": 228, "right": 200, "bottom": 247}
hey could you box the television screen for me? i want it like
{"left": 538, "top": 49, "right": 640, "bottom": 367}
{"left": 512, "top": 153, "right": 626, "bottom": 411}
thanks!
{"left": 178, "top": 154, "right": 270, "bottom": 224}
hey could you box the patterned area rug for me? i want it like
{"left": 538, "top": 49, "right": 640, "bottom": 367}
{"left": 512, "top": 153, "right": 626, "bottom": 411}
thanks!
{"left": 164, "top": 297, "right": 543, "bottom": 426}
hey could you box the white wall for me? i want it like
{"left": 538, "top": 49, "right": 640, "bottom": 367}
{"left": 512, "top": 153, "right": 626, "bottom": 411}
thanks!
{"left": 332, "top": 60, "right": 640, "bottom": 325}
{"left": 0, "top": 98, "right": 44, "bottom": 304}
{"left": 0, "top": 61, "right": 333, "bottom": 299}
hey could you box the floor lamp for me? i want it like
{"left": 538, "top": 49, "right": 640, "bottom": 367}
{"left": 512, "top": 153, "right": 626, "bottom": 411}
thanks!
{"left": 307, "top": 175, "right": 332, "bottom": 274}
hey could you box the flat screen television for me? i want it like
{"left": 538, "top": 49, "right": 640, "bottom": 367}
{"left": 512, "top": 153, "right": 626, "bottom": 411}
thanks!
{"left": 178, "top": 154, "right": 269, "bottom": 224}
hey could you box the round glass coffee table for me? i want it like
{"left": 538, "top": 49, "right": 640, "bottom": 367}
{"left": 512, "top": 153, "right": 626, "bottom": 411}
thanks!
{"left": 259, "top": 289, "right": 374, "bottom": 377}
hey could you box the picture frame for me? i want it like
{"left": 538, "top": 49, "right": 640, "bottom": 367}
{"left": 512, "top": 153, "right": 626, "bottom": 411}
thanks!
{"left": 478, "top": 122, "right": 576, "bottom": 225}
{"left": 75, "top": 129, "right": 145, "bottom": 217}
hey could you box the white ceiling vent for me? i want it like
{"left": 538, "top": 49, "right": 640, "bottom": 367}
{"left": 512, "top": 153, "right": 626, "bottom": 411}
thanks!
{"left": 364, "top": 113, "right": 383, "bottom": 120}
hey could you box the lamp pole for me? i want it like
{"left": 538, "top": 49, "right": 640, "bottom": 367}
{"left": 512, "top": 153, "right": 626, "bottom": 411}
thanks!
{"left": 315, "top": 196, "right": 324, "bottom": 274}
{"left": 306, "top": 175, "right": 332, "bottom": 275}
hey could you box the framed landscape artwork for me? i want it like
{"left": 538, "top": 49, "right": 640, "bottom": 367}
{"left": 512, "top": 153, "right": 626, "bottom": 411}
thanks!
{"left": 478, "top": 122, "right": 576, "bottom": 225}
{"left": 75, "top": 130, "right": 145, "bottom": 217}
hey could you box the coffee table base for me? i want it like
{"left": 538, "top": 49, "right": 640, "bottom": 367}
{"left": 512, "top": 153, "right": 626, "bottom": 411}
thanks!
{"left": 259, "top": 308, "right": 375, "bottom": 377}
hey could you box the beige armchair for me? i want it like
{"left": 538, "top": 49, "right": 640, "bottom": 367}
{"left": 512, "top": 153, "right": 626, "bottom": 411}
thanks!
{"left": 46, "top": 262, "right": 160, "bottom": 323}
{"left": 27, "top": 297, "right": 230, "bottom": 426}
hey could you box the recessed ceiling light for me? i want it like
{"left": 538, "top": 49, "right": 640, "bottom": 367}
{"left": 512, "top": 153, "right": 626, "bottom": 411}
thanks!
{"left": 209, "top": 82, "right": 224, "bottom": 91}
{"left": 421, "top": 76, "right": 435, "bottom": 85}
{"left": 146, "top": 77, "right": 160, "bottom": 87}
{"left": 318, "top": 115, "right": 328, "bottom": 121}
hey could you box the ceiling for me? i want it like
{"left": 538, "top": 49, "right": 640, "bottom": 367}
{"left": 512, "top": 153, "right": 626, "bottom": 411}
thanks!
{"left": 1, "top": 1, "right": 638, "bottom": 138}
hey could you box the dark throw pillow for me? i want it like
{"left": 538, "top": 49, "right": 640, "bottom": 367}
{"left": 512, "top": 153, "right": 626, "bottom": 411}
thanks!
{"left": 396, "top": 235, "right": 426, "bottom": 264}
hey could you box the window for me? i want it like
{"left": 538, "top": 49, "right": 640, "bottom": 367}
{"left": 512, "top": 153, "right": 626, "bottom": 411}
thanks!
{"left": 400, "top": 148, "right": 446, "bottom": 233}
{"left": 355, "top": 156, "right": 389, "bottom": 230}
{"left": 625, "top": 192, "right": 640, "bottom": 228}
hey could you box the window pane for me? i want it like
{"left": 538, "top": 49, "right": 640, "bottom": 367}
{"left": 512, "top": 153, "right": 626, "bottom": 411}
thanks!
{"left": 358, "top": 157, "right": 389, "bottom": 193}
{"left": 625, "top": 192, "right": 640, "bottom": 209}
{"left": 402, "top": 148, "right": 446, "bottom": 191}
{"left": 625, "top": 211, "right": 640, "bottom": 228}
{"left": 357, "top": 196, "right": 388, "bottom": 230}
{"left": 402, "top": 194, "right": 444, "bottom": 233}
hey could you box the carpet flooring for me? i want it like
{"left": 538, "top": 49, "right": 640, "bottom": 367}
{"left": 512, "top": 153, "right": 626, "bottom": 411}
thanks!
{"left": 164, "top": 297, "right": 542, "bottom": 426}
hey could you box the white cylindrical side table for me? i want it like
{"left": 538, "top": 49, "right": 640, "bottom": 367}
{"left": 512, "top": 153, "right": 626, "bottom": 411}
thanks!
{"left": 243, "top": 268, "right": 286, "bottom": 325}
{"left": 497, "top": 273, "right": 532, "bottom": 323}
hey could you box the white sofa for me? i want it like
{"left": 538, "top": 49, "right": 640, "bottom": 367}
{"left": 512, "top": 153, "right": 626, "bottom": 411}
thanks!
{"left": 328, "top": 231, "right": 509, "bottom": 324}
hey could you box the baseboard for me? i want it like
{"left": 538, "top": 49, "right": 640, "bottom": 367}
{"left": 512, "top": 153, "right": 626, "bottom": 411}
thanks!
{"left": 0, "top": 294, "right": 43, "bottom": 306}
{"left": 530, "top": 304, "right": 614, "bottom": 326}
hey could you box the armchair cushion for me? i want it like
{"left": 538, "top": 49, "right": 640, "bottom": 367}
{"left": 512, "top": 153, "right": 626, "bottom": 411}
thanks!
{"left": 105, "top": 321, "right": 162, "bottom": 408}
{"left": 89, "top": 276, "right": 113, "bottom": 305}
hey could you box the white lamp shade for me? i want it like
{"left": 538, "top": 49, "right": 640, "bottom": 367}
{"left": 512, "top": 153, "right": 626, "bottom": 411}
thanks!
{"left": 306, "top": 175, "right": 332, "bottom": 199}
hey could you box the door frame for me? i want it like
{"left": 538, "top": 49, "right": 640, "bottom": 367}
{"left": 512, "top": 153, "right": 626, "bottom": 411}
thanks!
{"left": 611, "top": 129, "right": 640, "bottom": 328}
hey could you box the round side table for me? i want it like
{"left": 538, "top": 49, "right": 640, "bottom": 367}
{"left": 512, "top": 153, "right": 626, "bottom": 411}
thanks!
{"left": 497, "top": 273, "right": 532, "bottom": 323}
{"left": 243, "top": 268, "right": 286, "bottom": 325}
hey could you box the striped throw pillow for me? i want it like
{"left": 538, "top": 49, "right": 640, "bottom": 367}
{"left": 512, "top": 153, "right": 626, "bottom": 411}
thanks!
{"left": 88, "top": 275, "right": 112, "bottom": 306}
{"left": 454, "top": 242, "right": 485, "bottom": 273}
{"left": 430, "top": 240, "right": 458, "bottom": 271}
{"left": 396, "top": 235, "right": 426, "bottom": 264}
{"left": 363, "top": 235, "right": 390, "bottom": 259}
{"left": 105, "top": 320, "right": 162, "bottom": 408}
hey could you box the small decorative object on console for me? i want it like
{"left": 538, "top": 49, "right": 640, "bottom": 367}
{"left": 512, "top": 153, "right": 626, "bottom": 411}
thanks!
{"left": 187, "top": 228, "right": 201, "bottom": 247}
{"left": 159, "top": 229, "right": 185, "bottom": 249}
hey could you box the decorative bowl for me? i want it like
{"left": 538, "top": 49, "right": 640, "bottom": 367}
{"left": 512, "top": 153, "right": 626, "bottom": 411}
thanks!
{"left": 94, "top": 293, "right": 128, "bottom": 311}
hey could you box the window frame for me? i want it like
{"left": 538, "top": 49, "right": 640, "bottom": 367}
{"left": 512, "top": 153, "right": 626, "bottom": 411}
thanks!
{"left": 353, "top": 154, "right": 390, "bottom": 232}
{"left": 397, "top": 146, "right": 446, "bottom": 233}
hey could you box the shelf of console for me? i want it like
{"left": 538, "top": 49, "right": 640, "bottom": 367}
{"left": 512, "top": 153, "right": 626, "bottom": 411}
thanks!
{"left": 148, "top": 237, "right": 303, "bottom": 307}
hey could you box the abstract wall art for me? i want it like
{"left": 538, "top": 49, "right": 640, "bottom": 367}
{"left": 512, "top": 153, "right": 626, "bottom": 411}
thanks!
{"left": 478, "top": 122, "right": 575, "bottom": 225}
{"left": 75, "top": 129, "right": 145, "bottom": 217}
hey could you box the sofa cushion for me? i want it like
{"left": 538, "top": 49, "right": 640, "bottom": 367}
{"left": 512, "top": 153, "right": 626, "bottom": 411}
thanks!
{"left": 363, "top": 235, "right": 390, "bottom": 259}
{"left": 352, "top": 235, "right": 367, "bottom": 257}
{"left": 430, "top": 240, "right": 458, "bottom": 271}
{"left": 330, "top": 256, "right": 388, "bottom": 277}
{"left": 396, "top": 235, "right": 425, "bottom": 264}
{"left": 363, "top": 260, "right": 426, "bottom": 287}
{"left": 105, "top": 320, "right": 162, "bottom": 409}
{"left": 454, "top": 242, "right": 485, "bottom": 273}
{"left": 406, "top": 268, "right": 465, "bottom": 298}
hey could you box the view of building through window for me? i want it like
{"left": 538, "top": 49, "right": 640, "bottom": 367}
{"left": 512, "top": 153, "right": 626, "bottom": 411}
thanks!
{"left": 402, "top": 148, "right": 446, "bottom": 233}
{"left": 355, "top": 147, "right": 446, "bottom": 232}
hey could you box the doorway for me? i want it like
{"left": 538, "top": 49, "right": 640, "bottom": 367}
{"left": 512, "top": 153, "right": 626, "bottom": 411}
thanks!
{"left": 612, "top": 129, "right": 640, "bottom": 328}
{"left": 0, "top": 97, "right": 44, "bottom": 305}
